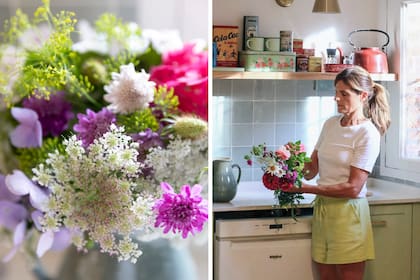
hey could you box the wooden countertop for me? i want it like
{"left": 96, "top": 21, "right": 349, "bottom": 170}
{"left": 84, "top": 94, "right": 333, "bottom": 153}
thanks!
{"left": 213, "top": 178, "right": 420, "bottom": 212}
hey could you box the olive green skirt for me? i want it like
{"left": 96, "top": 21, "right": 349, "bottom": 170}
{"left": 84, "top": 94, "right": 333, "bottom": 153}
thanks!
{"left": 311, "top": 195, "right": 375, "bottom": 264}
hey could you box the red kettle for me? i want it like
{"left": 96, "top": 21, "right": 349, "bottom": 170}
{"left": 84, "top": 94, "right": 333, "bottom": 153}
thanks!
{"left": 348, "top": 29, "right": 390, "bottom": 73}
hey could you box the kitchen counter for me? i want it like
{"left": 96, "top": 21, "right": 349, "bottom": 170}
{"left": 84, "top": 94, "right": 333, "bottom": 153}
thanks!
{"left": 213, "top": 178, "right": 420, "bottom": 212}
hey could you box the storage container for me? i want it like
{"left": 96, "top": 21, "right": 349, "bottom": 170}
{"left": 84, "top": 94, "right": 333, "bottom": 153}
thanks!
{"left": 239, "top": 51, "right": 296, "bottom": 72}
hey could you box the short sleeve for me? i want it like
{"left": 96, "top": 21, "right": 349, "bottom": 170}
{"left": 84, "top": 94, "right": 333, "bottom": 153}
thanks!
{"left": 351, "top": 125, "right": 381, "bottom": 173}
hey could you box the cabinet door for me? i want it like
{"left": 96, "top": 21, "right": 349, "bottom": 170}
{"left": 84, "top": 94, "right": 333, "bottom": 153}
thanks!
{"left": 214, "top": 237, "right": 316, "bottom": 280}
{"left": 364, "top": 204, "right": 412, "bottom": 280}
{"left": 412, "top": 204, "right": 420, "bottom": 280}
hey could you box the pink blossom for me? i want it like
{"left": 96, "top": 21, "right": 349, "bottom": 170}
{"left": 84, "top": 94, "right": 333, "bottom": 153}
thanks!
{"left": 150, "top": 43, "right": 208, "bottom": 120}
{"left": 153, "top": 182, "right": 208, "bottom": 239}
{"left": 275, "top": 146, "right": 291, "bottom": 160}
{"left": 298, "top": 143, "right": 306, "bottom": 154}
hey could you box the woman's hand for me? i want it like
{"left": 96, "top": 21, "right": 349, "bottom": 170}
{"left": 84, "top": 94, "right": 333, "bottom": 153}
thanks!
{"left": 283, "top": 184, "right": 304, "bottom": 193}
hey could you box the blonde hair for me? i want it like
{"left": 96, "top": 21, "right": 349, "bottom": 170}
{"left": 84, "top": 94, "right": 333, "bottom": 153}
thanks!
{"left": 334, "top": 66, "right": 391, "bottom": 135}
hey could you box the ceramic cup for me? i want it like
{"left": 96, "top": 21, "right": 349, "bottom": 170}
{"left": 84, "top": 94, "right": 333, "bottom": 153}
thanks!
{"left": 245, "top": 37, "right": 264, "bottom": 51}
{"left": 264, "top": 37, "right": 280, "bottom": 52}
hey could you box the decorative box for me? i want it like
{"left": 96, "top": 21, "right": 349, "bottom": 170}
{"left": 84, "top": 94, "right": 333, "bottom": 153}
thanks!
{"left": 239, "top": 51, "right": 296, "bottom": 72}
{"left": 213, "top": 25, "right": 240, "bottom": 67}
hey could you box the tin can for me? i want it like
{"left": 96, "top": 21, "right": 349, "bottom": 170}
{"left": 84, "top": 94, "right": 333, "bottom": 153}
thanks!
{"left": 296, "top": 55, "right": 309, "bottom": 72}
{"left": 308, "top": 56, "right": 322, "bottom": 72}
{"left": 280, "top": 30, "right": 293, "bottom": 52}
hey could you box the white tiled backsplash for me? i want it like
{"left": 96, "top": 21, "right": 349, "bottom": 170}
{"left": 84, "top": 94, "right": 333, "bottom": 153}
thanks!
{"left": 212, "top": 79, "right": 337, "bottom": 181}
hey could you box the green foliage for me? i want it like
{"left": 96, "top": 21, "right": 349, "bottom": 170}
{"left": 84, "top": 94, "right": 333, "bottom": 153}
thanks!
{"left": 104, "top": 51, "right": 140, "bottom": 76}
{"left": 95, "top": 13, "right": 141, "bottom": 50}
{"left": 0, "top": 0, "right": 94, "bottom": 105}
{"left": 117, "top": 108, "right": 159, "bottom": 134}
{"left": 0, "top": 9, "right": 30, "bottom": 44}
{"left": 153, "top": 86, "right": 179, "bottom": 116}
{"left": 137, "top": 46, "right": 162, "bottom": 72}
{"left": 16, "top": 137, "right": 65, "bottom": 177}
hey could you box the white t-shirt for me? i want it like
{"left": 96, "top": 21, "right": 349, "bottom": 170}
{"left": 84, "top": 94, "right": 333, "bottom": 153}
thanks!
{"left": 314, "top": 115, "right": 381, "bottom": 198}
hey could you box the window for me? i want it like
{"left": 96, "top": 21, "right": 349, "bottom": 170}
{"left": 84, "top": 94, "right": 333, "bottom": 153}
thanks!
{"left": 381, "top": 0, "right": 420, "bottom": 183}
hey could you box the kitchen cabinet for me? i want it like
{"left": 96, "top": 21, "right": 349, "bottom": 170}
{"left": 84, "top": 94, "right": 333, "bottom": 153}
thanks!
{"left": 213, "top": 68, "right": 398, "bottom": 81}
{"left": 412, "top": 204, "right": 420, "bottom": 280}
{"left": 364, "top": 204, "right": 412, "bottom": 280}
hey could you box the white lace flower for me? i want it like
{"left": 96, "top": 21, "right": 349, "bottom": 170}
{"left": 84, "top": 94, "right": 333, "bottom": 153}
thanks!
{"left": 104, "top": 63, "right": 155, "bottom": 114}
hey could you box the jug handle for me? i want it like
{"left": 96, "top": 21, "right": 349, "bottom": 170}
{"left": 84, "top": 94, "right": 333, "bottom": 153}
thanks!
{"left": 336, "top": 47, "right": 344, "bottom": 64}
{"left": 348, "top": 29, "right": 390, "bottom": 50}
{"left": 231, "top": 164, "right": 242, "bottom": 184}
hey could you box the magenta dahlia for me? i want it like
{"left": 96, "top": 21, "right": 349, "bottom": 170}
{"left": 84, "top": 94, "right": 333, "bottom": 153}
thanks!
{"left": 153, "top": 182, "right": 208, "bottom": 238}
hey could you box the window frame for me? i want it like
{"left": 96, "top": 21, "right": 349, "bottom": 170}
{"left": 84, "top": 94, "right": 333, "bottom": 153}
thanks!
{"left": 380, "top": 0, "right": 420, "bottom": 183}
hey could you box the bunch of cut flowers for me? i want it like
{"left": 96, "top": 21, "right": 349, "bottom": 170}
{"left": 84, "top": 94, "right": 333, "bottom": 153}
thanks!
{"left": 244, "top": 141, "right": 311, "bottom": 215}
{"left": 0, "top": 0, "right": 208, "bottom": 264}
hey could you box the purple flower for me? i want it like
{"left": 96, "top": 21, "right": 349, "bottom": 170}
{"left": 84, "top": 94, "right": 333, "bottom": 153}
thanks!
{"left": 9, "top": 107, "right": 42, "bottom": 148}
{"left": 22, "top": 91, "right": 74, "bottom": 137}
{"left": 0, "top": 174, "right": 20, "bottom": 202}
{"left": 73, "top": 108, "right": 116, "bottom": 147}
{"left": 131, "top": 128, "right": 164, "bottom": 176}
{"left": 5, "top": 170, "right": 49, "bottom": 211}
{"left": 153, "top": 182, "right": 208, "bottom": 239}
{"left": 0, "top": 171, "right": 71, "bottom": 261}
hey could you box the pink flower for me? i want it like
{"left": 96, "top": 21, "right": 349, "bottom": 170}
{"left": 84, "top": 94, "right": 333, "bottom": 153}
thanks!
{"left": 153, "top": 182, "right": 208, "bottom": 239}
{"left": 298, "top": 143, "right": 306, "bottom": 154}
{"left": 150, "top": 43, "right": 208, "bottom": 120}
{"left": 275, "top": 146, "right": 291, "bottom": 160}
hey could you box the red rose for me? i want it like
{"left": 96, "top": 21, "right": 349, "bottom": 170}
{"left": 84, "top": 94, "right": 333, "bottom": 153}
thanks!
{"left": 262, "top": 173, "right": 282, "bottom": 191}
{"left": 262, "top": 173, "right": 294, "bottom": 191}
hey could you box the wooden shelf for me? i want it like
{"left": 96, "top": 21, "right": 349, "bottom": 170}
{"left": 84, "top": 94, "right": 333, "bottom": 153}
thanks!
{"left": 213, "top": 69, "right": 398, "bottom": 82}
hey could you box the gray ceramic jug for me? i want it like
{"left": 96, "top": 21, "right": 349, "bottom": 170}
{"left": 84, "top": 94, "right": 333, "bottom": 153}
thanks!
{"left": 213, "top": 157, "right": 241, "bottom": 202}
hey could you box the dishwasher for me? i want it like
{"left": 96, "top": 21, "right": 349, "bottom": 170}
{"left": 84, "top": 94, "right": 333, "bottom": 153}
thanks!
{"left": 214, "top": 210, "right": 316, "bottom": 280}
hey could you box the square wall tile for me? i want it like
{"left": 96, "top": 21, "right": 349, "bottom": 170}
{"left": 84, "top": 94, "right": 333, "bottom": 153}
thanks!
{"left": 232, "top": 101, "right": 253, "bottom": 123}
{"left": 232, "top": 146, "right": 253, "bottom": 168}
{"left": 254, "top": 101, "right": 275, "bottom": 123}
{"left": 232, "top": 124, "right": 253, "bottom": 146}
{"left": 232, "top": 80, "right": 255, "bottom": 101}
{"left": 295, "top": 122, "right": 322, "bottom": 152}
{"left": 296, "top": 80, "right": 317, "bottom": 99}
{"left": 212, "top": 123, "right": 231, "bottom": 148}
{"left": 276, "top": 80, "right": 297, "bottom": 100}
{"left": 212, "top": 96, "right": 232, "bottom": 124}
{"left": 213, "top": 80, "right": 232, "bottom": 97}
{"left": 212, "top": 147, "right": 231, "bottom": 159}
{"left": 296, "top": 98, "right": 321, "bottom": 123}
{"left": 317, "top": 80, "right": 335, "bottom": 92}
{"left": 275, "top": 124, "right": 296, "bottom": 145}
{"left": 276, "top": 101, "right": 296, "bottom": 123}
{"left": 240, "top": 166, "right": 253, "bottom": 182}
{"left": 253, "top": 123, "right": 276, "bottom": 146}
{"left": 254, "top": 80, "right": 276, "bottom": 100}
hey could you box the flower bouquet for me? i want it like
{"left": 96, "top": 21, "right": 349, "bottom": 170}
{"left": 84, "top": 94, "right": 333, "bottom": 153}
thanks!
{"left": 0, "top": 0, "right": 208, "bottom": 264}
{"left": 244, "top": 141, "right": 311, "bottom": 215}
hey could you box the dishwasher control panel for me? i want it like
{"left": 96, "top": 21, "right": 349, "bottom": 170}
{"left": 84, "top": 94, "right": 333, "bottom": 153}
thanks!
{"left": 215, "top": 216, "right": 312, "bottom": 238}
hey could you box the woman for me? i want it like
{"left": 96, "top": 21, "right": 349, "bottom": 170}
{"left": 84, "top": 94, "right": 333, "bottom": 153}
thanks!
{"left": 287, "top": 66, "right": 391, "bottom": 280}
